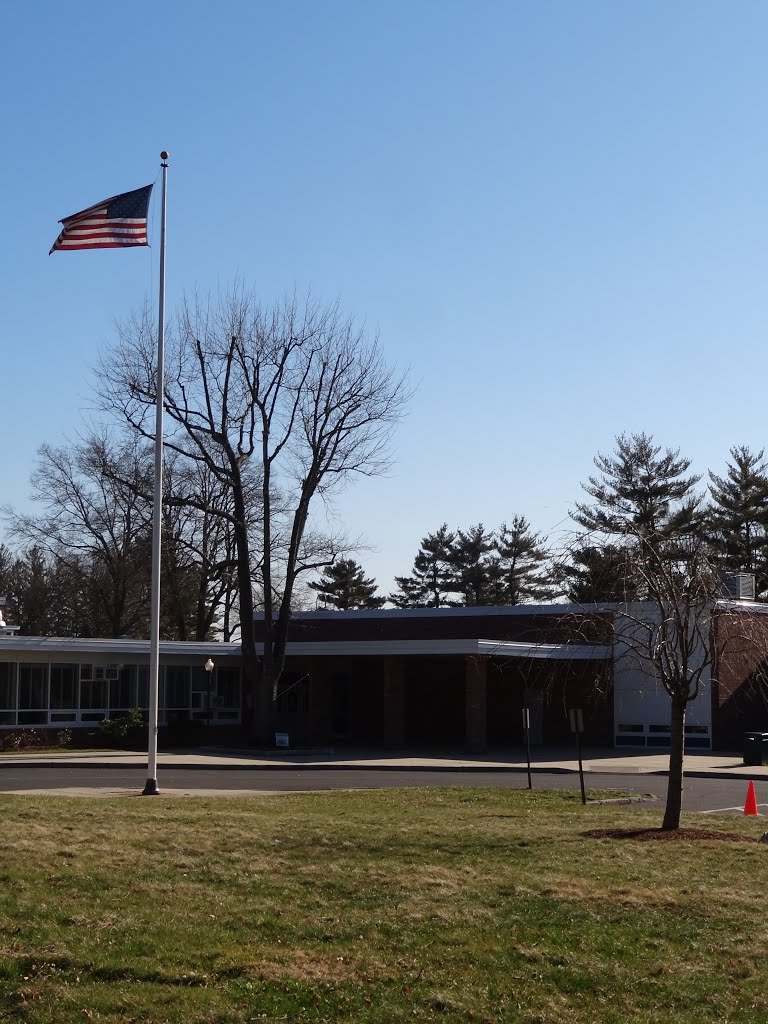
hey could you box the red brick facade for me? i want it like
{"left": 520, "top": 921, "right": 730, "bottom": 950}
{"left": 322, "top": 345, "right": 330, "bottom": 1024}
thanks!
{"left": 713, "top": 608, "right": 768, "bottom": 749}
{"left": 266, "top": 608, "right": 615, "bottom": 751}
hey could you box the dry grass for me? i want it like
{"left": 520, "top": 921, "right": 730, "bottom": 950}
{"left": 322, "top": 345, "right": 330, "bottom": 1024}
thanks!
{"left": 0, "top": 787, "right": 766, "bottom": 1021}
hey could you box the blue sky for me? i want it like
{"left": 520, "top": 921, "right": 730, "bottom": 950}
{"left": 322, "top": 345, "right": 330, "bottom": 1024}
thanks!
{"left": 3, "top": 0, "right": 768, "bottom": 595}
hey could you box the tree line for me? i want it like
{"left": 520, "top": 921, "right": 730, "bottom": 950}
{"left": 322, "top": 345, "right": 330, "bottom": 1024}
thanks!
{"left": 379, "top": 440, "right": 768, "bottom": 609}
{"left": 4, "top": 425, "right": 768, "bottom": 625}
{"left": 2, "top": 280, "right": 767, "bottom": 766}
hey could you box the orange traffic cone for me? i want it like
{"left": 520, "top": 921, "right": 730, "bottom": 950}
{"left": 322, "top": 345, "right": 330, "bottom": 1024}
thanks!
{"left": 744, "top": 780, "right": 759, "bottom": 816}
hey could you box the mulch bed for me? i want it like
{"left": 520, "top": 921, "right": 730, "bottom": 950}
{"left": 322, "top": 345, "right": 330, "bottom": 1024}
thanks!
{"left": 583, "top": 827, "right": 758, "bottom": 842}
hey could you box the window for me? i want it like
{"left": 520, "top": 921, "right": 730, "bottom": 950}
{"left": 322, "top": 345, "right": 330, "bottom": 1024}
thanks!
{"left": 110, "top": 666, "right": 136, "bottom": 710}
{"left": 79, "top": 665, "right": 107, "bottom": 710}
{"left": 216, "top": 667, "right": 240, "bottom": 708}
{"left": 0, "top": 663, "right": 17, "bottom": 725}
{"left": 50, "top": 664, "right": 77, "bottom": 709}
{"left": 18, "top": 664, "right": 47, "bottom": 724}
{"left": 137, "top": 665, "right": 149, "bottom": 709}
{"left": 0, "top": 663, "right": 17, "bottom": 709}
{"left": 164, "top": 667, "right": 190, "bottom": 710}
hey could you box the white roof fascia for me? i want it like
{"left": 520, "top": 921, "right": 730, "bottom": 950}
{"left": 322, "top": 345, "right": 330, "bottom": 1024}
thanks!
{"left": 0, "top": 637, "right": 242, "bottom": 658}
{"left": 0, "top": 636, "right": 610, "bottom": 661}
{"left": 715, "top": 599, "right": 768, "bottom": 615}
{"left": 279, "top": 639, "right": 611, "bottom": 660}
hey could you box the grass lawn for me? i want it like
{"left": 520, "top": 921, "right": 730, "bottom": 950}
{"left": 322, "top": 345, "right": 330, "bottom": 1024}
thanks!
{"left": 0, "top": 787, "right": 765, "bottom": 1023}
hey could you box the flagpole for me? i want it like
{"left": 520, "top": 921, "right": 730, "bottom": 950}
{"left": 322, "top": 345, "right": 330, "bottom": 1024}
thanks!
{"left": 142, "top": 151, "right": 169, "bottom": 796}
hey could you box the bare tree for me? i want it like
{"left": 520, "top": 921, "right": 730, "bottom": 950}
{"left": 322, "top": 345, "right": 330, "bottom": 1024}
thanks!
{"left": 570, "top": 432, "right": 726, "bottom": 829}
{"left": 97, "top": 287, "right": 410, "bottom": 740}
{"left": 3, "top": 438, "right": 153, "bottom": 637}
{"left": 616, "top": 532, "right": 723, "bottom": 830}
{"left": 157, "top": 449, "right": 246, "bottom": 640}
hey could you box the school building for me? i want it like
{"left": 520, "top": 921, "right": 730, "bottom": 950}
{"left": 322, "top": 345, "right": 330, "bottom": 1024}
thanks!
{"left": 1, "top": 597, "right": 767, "bottom": 751}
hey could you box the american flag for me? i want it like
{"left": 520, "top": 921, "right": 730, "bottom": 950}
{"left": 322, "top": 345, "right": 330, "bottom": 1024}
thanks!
{"left": 49, "top": 184, "right": 153, "bottom": 254}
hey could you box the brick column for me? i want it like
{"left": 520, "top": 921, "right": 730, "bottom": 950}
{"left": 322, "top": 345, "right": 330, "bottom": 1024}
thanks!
{"left": 308, "top": 658, "right": 331, "bottom": 744}
{"left": 382, "top": 656, "right": 405, "bottom": 749}
{"left": 465, "top": 655, "right": 487, "bottom": 753}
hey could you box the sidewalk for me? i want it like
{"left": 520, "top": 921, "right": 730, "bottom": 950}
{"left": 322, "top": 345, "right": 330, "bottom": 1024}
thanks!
{"left": 0, "top": 745, "right": 761, "bottom": 779}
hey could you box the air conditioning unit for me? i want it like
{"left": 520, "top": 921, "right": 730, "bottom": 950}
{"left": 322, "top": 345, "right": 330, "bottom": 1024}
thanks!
{"left": 723, "top": 573, "right": 756, "bottom": 600}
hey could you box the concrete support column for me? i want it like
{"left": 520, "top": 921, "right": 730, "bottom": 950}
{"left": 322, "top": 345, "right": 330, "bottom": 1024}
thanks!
{"left": 465, "top": 655, "right": 488, "bottom": 753}
{"left": 382, "top": 656, "right": 405, "bottom": 749}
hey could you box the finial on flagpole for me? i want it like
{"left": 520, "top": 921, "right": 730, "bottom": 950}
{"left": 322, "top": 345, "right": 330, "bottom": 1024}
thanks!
{"left": 160, "top": 151, "right": 169, "bottom": 162}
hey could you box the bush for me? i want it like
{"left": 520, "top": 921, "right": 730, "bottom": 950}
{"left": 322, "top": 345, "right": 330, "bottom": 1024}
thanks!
{"left": 98, "top": 709, "right": 146, "bottom": 746}
{"left": 0, "top": 729, "right": 48, "bottom": 752}
{"left": 0, "top": 729, "right": 75, "bottom": 751}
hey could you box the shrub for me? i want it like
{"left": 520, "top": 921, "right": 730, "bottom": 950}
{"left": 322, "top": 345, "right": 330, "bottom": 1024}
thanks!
{"left": 98, "top": 709, "right": 145, "bottom": 743}
{"left": 0, "top": 729, "right": 48, "bottom": 751}
{"left": 0, "top": 729, "right": 74, "bottom": 751}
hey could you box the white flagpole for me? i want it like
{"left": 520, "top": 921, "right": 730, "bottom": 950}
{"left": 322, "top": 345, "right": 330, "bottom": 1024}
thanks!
{"left": 142, "top": 151, "right": 169, "bottom": 796}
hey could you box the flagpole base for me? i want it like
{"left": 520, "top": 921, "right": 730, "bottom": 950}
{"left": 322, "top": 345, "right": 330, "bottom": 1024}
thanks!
{"left": 141, "top": 778, "right": 160, "bottom": 796}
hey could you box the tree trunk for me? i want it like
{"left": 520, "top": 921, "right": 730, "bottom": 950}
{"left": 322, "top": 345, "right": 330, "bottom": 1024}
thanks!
{"left": 231, "top": 479, "right": 270, "bottom": 745}
{"left": 662, "top": 695, "right": 686, "bottom": 830}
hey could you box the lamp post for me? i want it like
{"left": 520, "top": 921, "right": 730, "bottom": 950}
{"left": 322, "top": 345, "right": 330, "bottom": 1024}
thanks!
{"left": 205, "top": 658, "right": 214, "bottom": 728}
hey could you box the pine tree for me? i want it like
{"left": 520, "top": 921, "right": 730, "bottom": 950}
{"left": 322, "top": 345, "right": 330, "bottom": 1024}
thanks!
{"left": 573, "top": 432, "right": 702, "bottom": 542}
{"left": 569, "top": 433, "right": 703, "bottom": 600}
{"left": 451, "top": 524, "right": 495, "bottom": 606}
{"left": 557, "top": 543, "right": 638, "bottom": 603}
{"left": 570, "top": 433, "right": 720, "bottom": 830}
{"left": 492, "top": 516, "right": 553, "bottom": 604}
{"left": 0, "top": 545, "right": 16, "bottom": 622}
{"left": 390, "top": 525, "right": 458, "bottom": 608}
{"left": 11, "top": 546, "right": 54, "bottom": 635}
{"left": 308, "top": 559, "right": 385, "bottom": 610}
{"left": 708, "top": 446, "right": 768, "bottom": 596}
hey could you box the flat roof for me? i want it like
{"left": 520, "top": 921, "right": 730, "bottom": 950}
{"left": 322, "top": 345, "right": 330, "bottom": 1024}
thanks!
{"left": 0, "top": 636, "right": 609, "bottom": 661}
{"left": 273, "top": 603, "right": 616, "bottom": 620}
{"left": 0, "top": 637, "right": 241, "bottom": 658}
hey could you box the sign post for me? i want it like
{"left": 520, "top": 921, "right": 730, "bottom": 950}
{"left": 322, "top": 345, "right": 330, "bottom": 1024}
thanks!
{"left": 522, "top": 707, "right": 532, "bottom": 789}
{"left": 569, "top": 707, "right": 586, "bottom": 805}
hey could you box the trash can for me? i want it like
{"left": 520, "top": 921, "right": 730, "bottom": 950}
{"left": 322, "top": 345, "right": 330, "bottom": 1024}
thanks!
{"left": 744, "top": 732, "right": 768, "bottom": 766}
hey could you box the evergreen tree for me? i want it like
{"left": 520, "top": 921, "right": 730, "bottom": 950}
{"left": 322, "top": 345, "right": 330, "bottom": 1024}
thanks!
{"left": 10, "top": 546, "right": 54, "bottom": 635}
{"left": 390, "top": 525, "right": 458, "bottom": 608}
{"left": 557, "top": 543, "right": 638, "bottom": 603}
{"left": 308, "top": 559, "right": 385, "bottom": 610}
{"left": 0, "top": 545, "right": 16, "bottom": 622}
{"left": 573, "top": 432, "right": 702, "bottom": 543}
{"left": 570, "top": 433, "right": 721, "bottom": 830}
{"left": 708, "top": 446, "right": 768, "bottom": 596}
{"left": 451, "top": 524, "right": 495, "bottom": 606}
{"left": 492, "top": 516, "right": 553, "bottom": 604}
